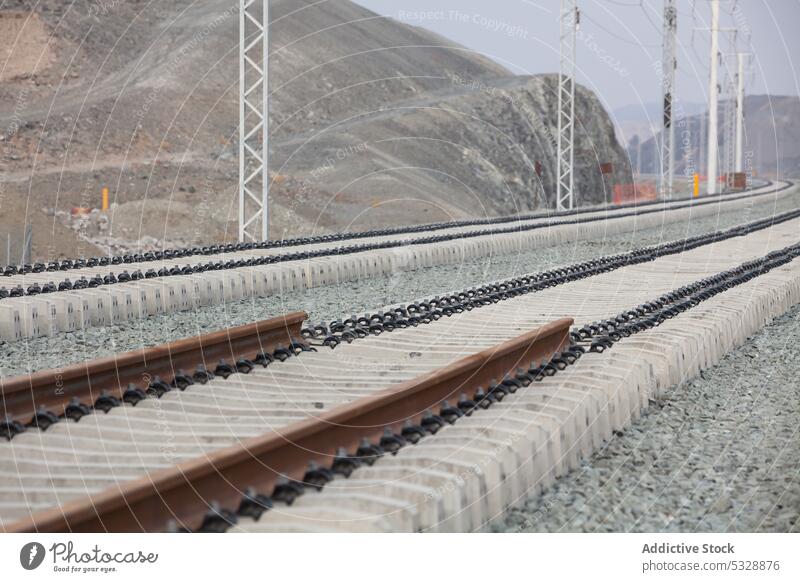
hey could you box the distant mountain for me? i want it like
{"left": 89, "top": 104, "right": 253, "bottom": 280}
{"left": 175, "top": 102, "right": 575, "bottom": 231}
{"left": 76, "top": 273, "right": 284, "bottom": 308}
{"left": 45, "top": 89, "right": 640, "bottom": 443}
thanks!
{"left": 614, "top": 101, "right": 707, "bottom": 124}
{"left": 628, "top": 95, "right": 800, "bottom": 179}
{"left": 612, "top": 100, "right": 706, "bottom": 144}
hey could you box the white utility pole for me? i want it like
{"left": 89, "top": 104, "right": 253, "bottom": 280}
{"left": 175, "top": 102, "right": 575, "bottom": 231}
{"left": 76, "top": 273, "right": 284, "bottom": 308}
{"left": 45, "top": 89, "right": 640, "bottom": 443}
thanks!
{"left": 239, "top": 0, "right": 269, "bottom": 242}
{"left": 660, "top": 0, "right": 677, "bottom": 199}
{"left": 722, "top": 83, "right": 736, "bottom": 189}
{"left": 556, "top": 0, "right": 578, "bottom": 211}
{"left": 706, "top": 0, "right": 719, "bottom": 195}
{"left": 699, "top": 111, "right": 705, "bottom": 180}
{"left": 721, "top": 29, "right": 744, "bottom": 190}
{"left": 734, "top": 52, "right": 748, "bottom": 172}
{"left": 722, "top": 49, "right": 737, "bottom": 189}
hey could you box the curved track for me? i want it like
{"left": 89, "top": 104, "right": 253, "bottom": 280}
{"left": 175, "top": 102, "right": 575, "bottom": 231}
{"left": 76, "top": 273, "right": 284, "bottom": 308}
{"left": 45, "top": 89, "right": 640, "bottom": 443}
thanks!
{"left": 3, "top": 203, "right": 800, "bottom": 531}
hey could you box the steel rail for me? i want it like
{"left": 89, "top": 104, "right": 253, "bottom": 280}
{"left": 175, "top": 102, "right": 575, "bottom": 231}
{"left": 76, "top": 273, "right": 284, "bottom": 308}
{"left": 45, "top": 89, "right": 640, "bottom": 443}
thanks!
{"left": 7, "top": 317, "right": 572, "bottom": 532}
{"left": 0, "top": 311, "right": 307, "bottom": 430}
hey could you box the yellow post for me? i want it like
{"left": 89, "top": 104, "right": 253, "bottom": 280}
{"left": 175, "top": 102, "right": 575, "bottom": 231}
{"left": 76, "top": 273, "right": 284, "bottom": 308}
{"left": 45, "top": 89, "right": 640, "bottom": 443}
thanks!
{"left": 693, "top": 174, "right": 699, "bottom": 198}
{"left": 102, "top": 187, "right": 109, "bottom": 211}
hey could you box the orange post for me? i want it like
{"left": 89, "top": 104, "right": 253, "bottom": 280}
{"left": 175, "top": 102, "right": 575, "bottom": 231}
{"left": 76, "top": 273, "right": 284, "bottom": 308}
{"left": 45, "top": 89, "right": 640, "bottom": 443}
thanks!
{"left": 693, "top": 174, "right": 699, "bottom": 198}
{"left": 102, "top": 187, "right": 109, "bottom": 211}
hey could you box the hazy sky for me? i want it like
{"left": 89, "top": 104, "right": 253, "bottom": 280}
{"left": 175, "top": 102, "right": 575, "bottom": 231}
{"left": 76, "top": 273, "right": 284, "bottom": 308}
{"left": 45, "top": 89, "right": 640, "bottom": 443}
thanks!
{"left": 352, "top": 0, "right": 800, "bottom": 115}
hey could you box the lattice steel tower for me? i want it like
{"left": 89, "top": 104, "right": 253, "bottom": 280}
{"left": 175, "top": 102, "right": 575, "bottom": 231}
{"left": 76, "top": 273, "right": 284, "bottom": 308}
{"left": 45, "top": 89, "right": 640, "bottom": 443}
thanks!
{"left": 239, "top": 0, "right": 269, "bottom": 242}
{"left": 660, "top": 0, "right": 677, "bottom": 199}
{"left": 556, "top": 0, "right": 578, "bottom": 211}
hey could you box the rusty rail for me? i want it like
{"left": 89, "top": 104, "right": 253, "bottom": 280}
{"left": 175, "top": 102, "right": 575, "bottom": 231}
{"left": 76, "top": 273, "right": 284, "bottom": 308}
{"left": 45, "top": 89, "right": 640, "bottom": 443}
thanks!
{"left": 0, "top": 311, "right": 307, "bottom": 428}
{"left": 8, "top": 317, "right": 572, "bottom": 533}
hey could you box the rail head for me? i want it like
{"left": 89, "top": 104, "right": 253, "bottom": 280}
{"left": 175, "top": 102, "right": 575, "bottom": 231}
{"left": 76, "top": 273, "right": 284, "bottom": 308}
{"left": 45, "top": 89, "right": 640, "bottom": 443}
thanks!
{"left": 0, "top": 311, "right": 308, "bottom": 428}
{"left": 7, "top": 316, "right": 572, "bottom": 533}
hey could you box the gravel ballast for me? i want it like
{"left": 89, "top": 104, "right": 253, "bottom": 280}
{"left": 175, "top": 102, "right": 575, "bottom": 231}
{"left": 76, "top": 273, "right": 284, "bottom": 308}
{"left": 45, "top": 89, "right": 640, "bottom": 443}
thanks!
{"left": 2, "top": 187, "right": 799, "bottom": 378}
{"left": 499, "top": 303, "right": 800, "bottom": 533}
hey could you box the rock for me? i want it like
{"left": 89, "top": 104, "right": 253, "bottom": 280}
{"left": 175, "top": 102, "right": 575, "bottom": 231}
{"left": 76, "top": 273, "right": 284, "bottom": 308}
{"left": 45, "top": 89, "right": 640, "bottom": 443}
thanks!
{"left": 712, "top": 495, "right": 733, "bottom": 513}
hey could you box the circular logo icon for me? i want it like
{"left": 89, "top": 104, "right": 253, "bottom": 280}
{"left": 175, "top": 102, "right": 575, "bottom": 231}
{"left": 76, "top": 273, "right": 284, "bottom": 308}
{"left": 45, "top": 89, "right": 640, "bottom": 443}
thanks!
{"left": 20, "top": 542, "right": 46, "bottom": 570}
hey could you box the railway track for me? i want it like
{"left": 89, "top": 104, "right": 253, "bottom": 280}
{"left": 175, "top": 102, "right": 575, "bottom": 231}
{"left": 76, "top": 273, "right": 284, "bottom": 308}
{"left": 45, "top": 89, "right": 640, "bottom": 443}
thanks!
{"left": 0, "top": 181, "right": 791, "bottom": 342}
{"left": 3, "top": 202, "right": 800, "bottom": 532}
{"left": 0, "top": 180, "right": 781, "bottom": 282}
{"left": 0, "top": 312, "right": 306, "bottom": 430}
{"left": 6, "top": 319, "right": 573, "bottom": 532}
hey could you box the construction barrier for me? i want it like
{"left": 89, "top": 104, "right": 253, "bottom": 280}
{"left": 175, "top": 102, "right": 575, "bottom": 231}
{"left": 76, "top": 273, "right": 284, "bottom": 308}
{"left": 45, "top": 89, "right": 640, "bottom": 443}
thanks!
{"left": 612, "top": 183, "right": 658, "bottom": 205}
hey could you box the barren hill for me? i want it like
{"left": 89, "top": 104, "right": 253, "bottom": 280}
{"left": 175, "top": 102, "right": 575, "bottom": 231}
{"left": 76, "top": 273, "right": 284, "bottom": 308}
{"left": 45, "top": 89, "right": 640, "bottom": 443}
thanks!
{"left": 0, "top": 0, "right": 630, "bottom": 261}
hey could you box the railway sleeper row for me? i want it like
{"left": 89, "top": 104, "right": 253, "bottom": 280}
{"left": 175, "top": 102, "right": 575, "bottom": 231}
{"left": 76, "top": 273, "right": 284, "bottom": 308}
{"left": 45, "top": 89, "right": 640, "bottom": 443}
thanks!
{"left": 306, "top": 206, "right": 800, "bottom": 344}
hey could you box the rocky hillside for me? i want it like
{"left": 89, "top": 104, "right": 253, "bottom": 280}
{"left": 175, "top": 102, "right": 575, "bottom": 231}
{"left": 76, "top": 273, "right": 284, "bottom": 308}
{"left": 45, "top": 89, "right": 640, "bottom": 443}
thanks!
{"left": 0, "top": 0, "right": 630, "bottom": 260}
{"left": 271, "top": 74, "right": 628, "bottom": 232}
